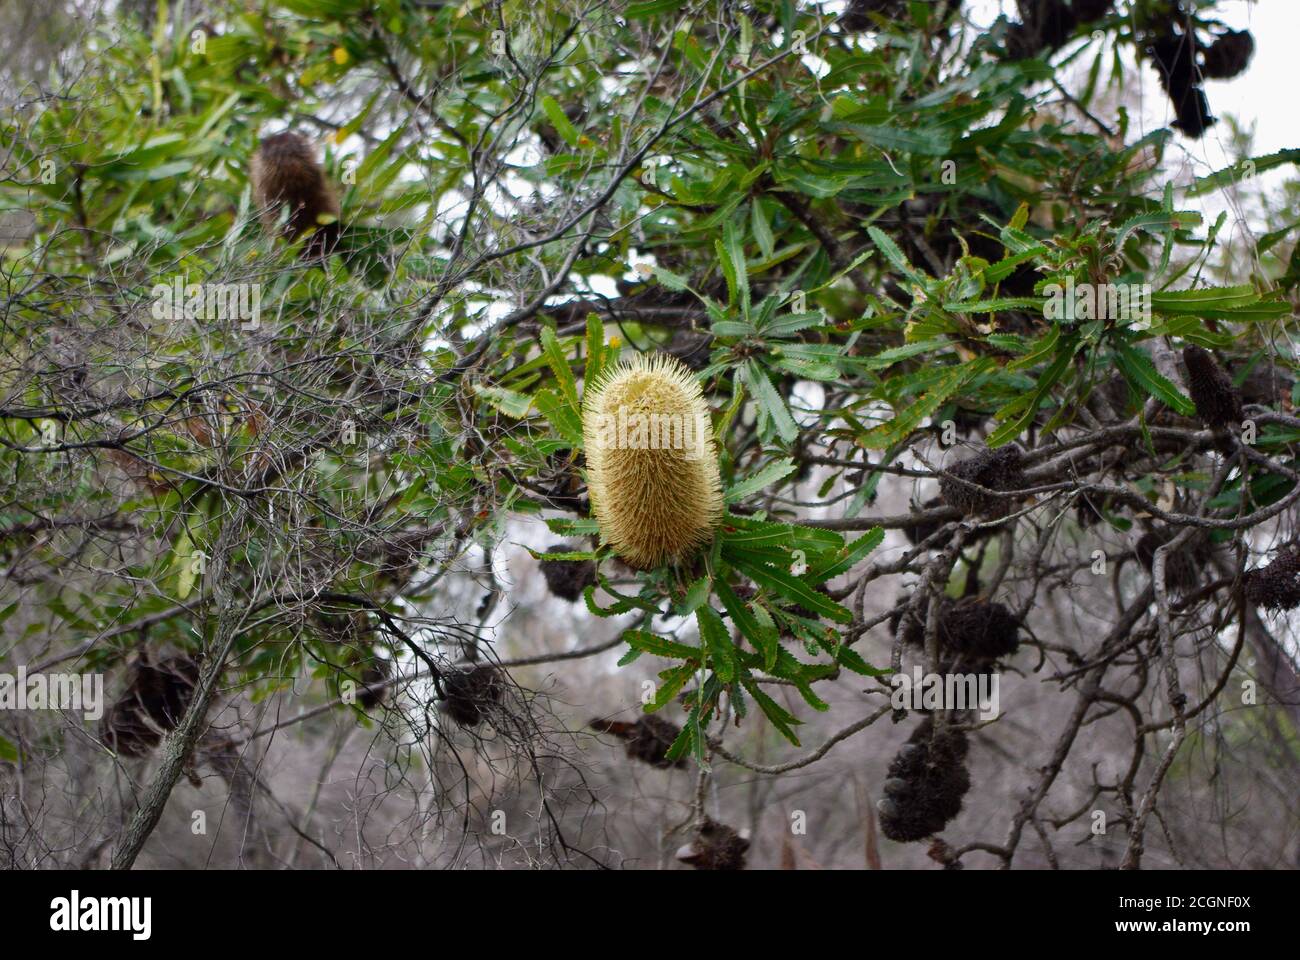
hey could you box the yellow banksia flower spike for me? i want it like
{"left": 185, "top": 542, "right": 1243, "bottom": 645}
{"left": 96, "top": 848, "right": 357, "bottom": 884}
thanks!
{"left": 582, "top": 352, "right": 723, "bottom": 570}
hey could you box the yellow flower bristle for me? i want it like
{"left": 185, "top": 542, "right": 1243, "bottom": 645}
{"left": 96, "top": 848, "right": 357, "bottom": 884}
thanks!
{"left": 582, "top": 352, "right": 723, "bottom": 570}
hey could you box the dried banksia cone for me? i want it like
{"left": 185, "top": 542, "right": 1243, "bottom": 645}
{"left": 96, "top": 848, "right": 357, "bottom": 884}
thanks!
{"left": 938, "top": 597, "right": 1022, "bottom": 660}
{"left": 938, "top": 445, "right": 1027, "bottom": 517}
{"left": 1200, "top": 29, "right": 1254, "bottom": 80}
{"left": 903, "top": 496, "right": 949, "bottom": 546}
{"left": 676, "top": 819, "right": 749, "bottom": 870}
{"left": 1243, "top": 548, "right": 1300, "bottom": 612}
{"left": 1075, "top": 493, "right": 1109, "bottom": 529}
{"left": 358, "top": 657, "right": 391, "bottom": 711}
{"left": 1135, "top": 528, "right": 1206, "bottom": 595}
{"left": 582, "top": 353, "right": 723, "bottom": 570}
{"left": 589, "top": 715, "right": 685, "bottom": 769}
{"left": 889, "top": 594, "right": 926, "bottom": 648}
{"left": 251, "top": 131, "right": 340, "bottom": 258}
{"left": 897, "top": 597, "right": 1021, "bottom": 662}
{"left": 1148, "top": 29, "right": 1214, "bottom": 138}
{"left": 438, "top": 665, "right": 504, "bottom": 727}
{"left": 877, "top": 717, "right": 971, "bottom": 843}
{"left": 540, "top": 543, "right": 597, "bottom": 602}
{"left": 1183, "top": 345, "right": 1242, "bottom": 428}
{"left": 100, "top": 655, "right": 200, "bottom": 757}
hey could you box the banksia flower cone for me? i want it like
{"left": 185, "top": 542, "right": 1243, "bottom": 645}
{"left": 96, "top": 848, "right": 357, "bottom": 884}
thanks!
{"left": 895, "top": 596, "right": 1021, "bottom": 662}
{"left": 582, "top": 353, "right": 723, "bottom": 570}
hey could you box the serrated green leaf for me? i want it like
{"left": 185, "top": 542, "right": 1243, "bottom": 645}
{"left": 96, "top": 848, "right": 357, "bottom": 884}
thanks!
{"left": 1188, "top": 149, "right": 1300, "bottom": 196}
{"left": 540, "top": 95, "right": 580, "bottom": 148}
{"left": 858, "top": 357, "right": 993, "bottom": 449}
{"left": 742, "top": 680, "right": 802, "bottom": 746}
{"left": 751, "top": 199, "right": 775, "bottom": 259}
{"left": 585, "top": 313, "right": 605, "bottom": 382}
{"left": 726, "top": 553, "right": 852, "bottom": 624}
{"left": 715, "top": 578, "right": 778, "bottom": 670}
{"left": 943, "top": 297, "right": 1045, "bottom": 314}
{"left": 697, "top": 605, "right": 737, "bottom": 683}
{"left": 987, "top": 340, "right": 1076, "bottom": 447}
{"left": 725, "top": 457, "right": 797, "bottom": 503}
{"left": 645, "top": 664, "right": 694, "bottom": 712}
{"left": 835, "top": 645, "right": 888, "bottom": 677}
{"left": 545, "top": 517, "right": 600, "bottom": 536}
{"left": 473, "top": 384, "right": 535, "bottom": 419}
{"left": 743, "top": 360, "right": 799, "bottom": 443}
{"left": 1113, "top": 342, "right": 1195, "bottom": 416}
{"left": 719, "top": 514, "right": 844, "bottom": 554}
{"left": 623, "top": 630, "right": 702, "bottom": 661}
{"left": 541, "top": 326, "right": 579, "bottom": 413}
{"left": 533, "top": 388, "right": 583, "bottom": 444}
{"left": 1006, "top": 323, "right": 1061, "bottom": 371}
{"left": 809, "top": 527, "right": 884, "bottom": 583}
{"left": 868, "top": 225, "right": 928, "bottom": 288}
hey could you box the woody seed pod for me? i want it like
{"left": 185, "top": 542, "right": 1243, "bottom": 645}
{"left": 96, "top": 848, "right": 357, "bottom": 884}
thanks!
{"left": 878, "top": 717, "right": 971, "bottom": 843}
{"left": 1183, "top": 345, "right": 1242, "bottom": 428}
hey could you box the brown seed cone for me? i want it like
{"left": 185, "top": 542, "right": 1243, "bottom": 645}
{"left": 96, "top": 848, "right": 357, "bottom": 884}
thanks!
{"left": 100, "top": 655, "right": 200, "bottom": 757}
{"left": 896, "top": 596, "right": 1021, "bottom": 662}
{"left": 1148, "top": 29, "right": 1215, "bottom": 138}
{"left": 438, "top": 665, "right": 504, "bottom": 727}
{"left": 251, "top": 132, "right": 340, "bottom": 257}
{"left": 1183, "top": 345, "right": 1242, "bottom": 428}
{"left": 937, "top": 597, "right": 1022, "bottom": 660}
{"left": 1200, "top": 29, "right": 1254, "bottom": 80}
{"left": 589, "top": 715, "right": 685, "bottom": 769}
{"left": 938, "top": 445, "right": 1027, "bottom": 517}
{"left": 1135, "top": 528, "right": 1211, "bottom": 595}
{"left": 540, "top": 543, "right": 597, "bottom": 602}
{"left": 676, "top": 818, "right": 749, "bottom": 870}
{"left": 878, "top": 717, "right": 971, "bottom": 843}
{"left": 1243, "top": 548, "right": 1300, "bottom": 612}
